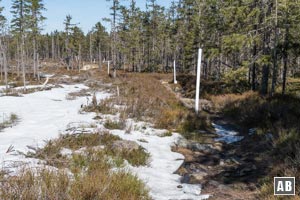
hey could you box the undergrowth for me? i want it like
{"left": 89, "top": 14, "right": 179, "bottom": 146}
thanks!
{"left": 209, "top": 91, "right": 300, "bottom": 198}
{"left": 1, "top": 131, "right": 151, "bottom": 199}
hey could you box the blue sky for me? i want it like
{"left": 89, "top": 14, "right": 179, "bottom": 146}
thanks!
{"left": 1, "top": 0, "right": 173, "bottom": 34}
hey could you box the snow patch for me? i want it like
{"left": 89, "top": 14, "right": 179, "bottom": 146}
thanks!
{"left": 109, "top": 124, "right": 209, "bottom": 200}
{"left": 0, "top": 84, "right": 110, "bottom": 172}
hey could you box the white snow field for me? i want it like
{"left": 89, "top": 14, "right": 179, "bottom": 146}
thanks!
{"left": 0, "top": 84, "right": 210, "bottom": 200}
{"left": 0, "top": 84, "right": 109, "bottom": 171}
{"left": 108, "top": 126, "right": 210, "bottom": 200}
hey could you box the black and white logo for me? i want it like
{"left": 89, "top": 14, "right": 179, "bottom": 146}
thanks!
{"left": 274, "top": 177, "right": 295, "bottom": 196}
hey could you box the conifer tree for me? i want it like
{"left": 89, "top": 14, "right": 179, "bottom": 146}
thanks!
{"left": 0, "top": 0, "right": 5, "bottom": 28}
{"left": 63, "top": 15, "right": 75, "bottom": 70}
{"left": 11, "top": 0, "right": 31, "bottom": 89}
{"left": 28, "top": 0, "right": 46, "bottom": 79}
{"left": 93, "top": 22, "right": 109, "bottom": 70}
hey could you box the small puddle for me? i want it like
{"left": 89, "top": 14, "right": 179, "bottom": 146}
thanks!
{"left": 212, "top": 123, "right": 244, "bottom": 144}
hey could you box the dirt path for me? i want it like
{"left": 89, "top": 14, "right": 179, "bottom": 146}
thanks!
{"left": 163, "top": 81, "right": 267, "bottom": 199}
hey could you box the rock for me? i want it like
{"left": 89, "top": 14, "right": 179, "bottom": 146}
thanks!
{"left": 176, "top": 147, "right": 195, "bottom": 162}
{"left": 232, "top": 183, "right": 250, "bottom": 190}
{"left": 231, "top": 157, "right": 241, "bottom": 165}
{"left": 174, "top": 87, "right": 181, "bottom": 93}
{"left": 181, "top": 174, "right": 190, "bottom": 184}
{"left": 224, "top": 172, "right": 231, "bottom": 177}
{"left": 220, "top": 159, "right": 225, "bottom": 166}
{"left": 176, "top": 166, "right": 188, "bottom": 176}
{"left": 199, "top": 99, "right": 213, "bottom": 111}
{"left": 112, "top": 140, "right": 140, "bottom": 152}
{"left": 181, "top": 171, "right": 209, "bottom": 184}
{"left": 213, "top": 142, "right": 223, "bottom": 151}
{"left": 218, "top": 184, "right": 231, "bottom": 190}
{"left": 93, "top": 116, "right": 102, "bottom": 120}
{"left": 248, "top": 128, "right": 256, "bottom": 136}
{"left": 138, "top": 139, "right": 148, "bottom": 143}
{"left": 189, "top": 171, "right": 208, "bottom": 184}
{"left": 187, "top": 142, "right": 216, "bottom": 154}
{"left": 177, "top": 185, "right": 183, "bottom": 189}
{"left": 239, "top": 167, "right": 254, "bottom": 176}
{"left": 176, "top": 138, "right": 189, "bottom": 148}
{"left": 208, "top": 180, "right": 220, "bottom": 187}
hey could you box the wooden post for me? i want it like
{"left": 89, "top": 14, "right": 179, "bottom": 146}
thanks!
{"left": 174, "top": 60, "right": 177, "bottom": 84}
{"left": 195, "top": 49, "right": 202, "bottom": 114}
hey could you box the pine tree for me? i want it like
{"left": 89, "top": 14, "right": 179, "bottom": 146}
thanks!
{"left": 28, "top": 0, "right": 46, "bottom": 79}
{"left": 107, "top": 0, "right": 121, "bottom": 77}
{"left": 71, "top": 26, "right": 84, "bottom": 71}
{"left": 63, "top": 15, "right": 75, "bottom": 70}
{"left": 0, "top": 0, "right": 5, "bottom": 28}
{"left": 11, "top": 0, "right": 31, "bottom": 90}
{"left": 93, "top": 22, "right": 109, "bottom": 70}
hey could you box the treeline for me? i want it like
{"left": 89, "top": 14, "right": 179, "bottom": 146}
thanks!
{"left": 1, "top": 0, "right": 300, "bottom": 96}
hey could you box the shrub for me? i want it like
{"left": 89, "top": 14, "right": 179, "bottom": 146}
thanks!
{"left": 108, "top": 147, "right": 150, "bottom": 167}
{"left": 104, "top": 119, "right": 126, "bottom": 130}
{"left": 26, "top": 132, "right": 121, "bottom": 168}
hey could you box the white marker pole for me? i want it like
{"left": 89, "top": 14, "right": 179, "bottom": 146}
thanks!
{"left": 195, "top": 48, "right": 202, "bottom": 114}
{"left": 107, "top": 61, "right": 110, "bottom": 75}
{"left": 174, "top": 60, "right": 177, "bottom": 84}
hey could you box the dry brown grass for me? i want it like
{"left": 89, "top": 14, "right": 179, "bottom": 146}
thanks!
{"left": 0, "top": 153, "right": 150, "bottom": 200}
{"left": 81, "top": 71, "right": 213, "bottom": 140}
{"left": 108, "top": 73, "right": 189, "bottom": 130}
{"left": 208, "top": 91, "right": 258, "bottom": 112}
{"left": 1, "top": 130, "right": 151, "bottom": 200}
{"left": 81, "top": 72, "right": 189, "bottom": 130}
{"left": 0, "top": 169, "right": 71, "bottom": 200}
{"left": 27, "top": 131, "right": 149, "bottom": 168}
{"left": 0, "top": 113, "right": 19, "bottom": 131}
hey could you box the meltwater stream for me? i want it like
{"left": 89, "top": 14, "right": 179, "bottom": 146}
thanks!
{"left": 212, "top": 123, "right": 244, "bottom": 144}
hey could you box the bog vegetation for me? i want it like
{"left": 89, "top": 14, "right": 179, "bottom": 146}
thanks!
{"left": 1, "top": 0, "right": 300, "bottom": 199}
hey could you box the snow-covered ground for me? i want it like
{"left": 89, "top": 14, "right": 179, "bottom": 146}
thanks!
{"left": 95, "top": 119, "right": 210, "bottom": 200}
{"left": 0, "top": 84, "right": 210, "bottom": 200}
{"left": 0, "top": 84, "right": 109, "bottom": 171}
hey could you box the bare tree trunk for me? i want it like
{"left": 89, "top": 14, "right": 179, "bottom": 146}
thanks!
{"left": 56, "top": 35, "right": 60, "bottom": 61}
{"left": 260, "top": 35, "right": 270, "bottom": 95}
{"left": 0, "top": 38, "right": 8, "bottom": 90}
{"left": 21, "top": 34, "right": 26, "bottom": 90}
{"left": 89, "top": 32, "right": 93, "bottom": 63}
{"left": 37, "top": 53, "right": 40, "bottom": 81}
{"left": 33, "top": 38, "right": 37, "bottom": 78}
{"left": 17, "top": 40, "right": 20, "bottom": 77}
{"left": 4, "top": 49, "right": 8, "bottom": 90}
{"left": 271, "top": 26, "right": 279, "bottom": 96}
{"left": 51, "top": 34, "right": 55, "bottom": 60}
{"left": 0, "top": 52, "right": 3, "bottom": 82}
{"left": 66, "top": 35, "right": 70, "bottom": 71}
{"left": 78, "top": 44, "right": 82, "bottom": 72}
{"left": 282, "top": 25, "right": 289, "bottom": 95}
{"left": 98, "top": 42, "right": 102, "bottom": 70}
